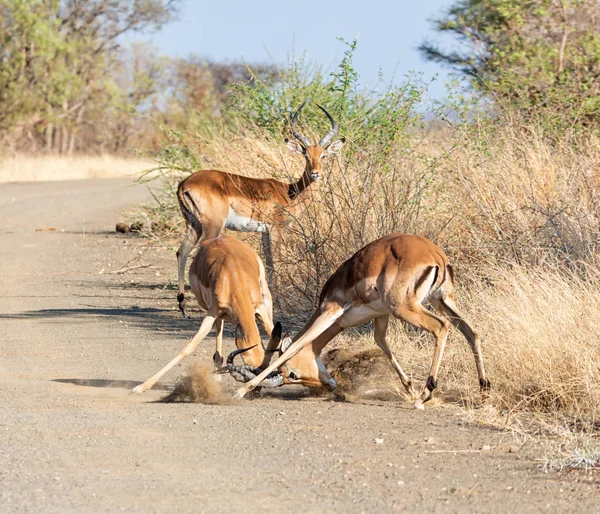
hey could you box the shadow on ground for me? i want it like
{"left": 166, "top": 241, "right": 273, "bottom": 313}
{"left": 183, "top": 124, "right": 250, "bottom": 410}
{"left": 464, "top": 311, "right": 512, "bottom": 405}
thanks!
{"left": 0, "top": 306, "right": 205, "bottom": 339}
{"left": 53, "top": 378, "right": 172, "bottom": 391}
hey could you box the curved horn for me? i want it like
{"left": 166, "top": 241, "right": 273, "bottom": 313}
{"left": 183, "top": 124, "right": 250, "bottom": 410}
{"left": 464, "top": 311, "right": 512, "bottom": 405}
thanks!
{"left": 316, "top": 104, "right": 339, "bottom": 148}
{"left": 290, "top": 100, "right": 311, "bottom": 148}
{"left": 226, "top": 345, "right": 257, "bottom": 366}
{"left": 217, "top": 343, "right": 284, "bottom": 388}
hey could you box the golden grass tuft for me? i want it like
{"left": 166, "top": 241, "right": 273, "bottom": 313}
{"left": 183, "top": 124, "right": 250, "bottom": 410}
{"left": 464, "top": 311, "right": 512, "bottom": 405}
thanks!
{"left": 462, "top": 264, "right": 600, "bottom": 418}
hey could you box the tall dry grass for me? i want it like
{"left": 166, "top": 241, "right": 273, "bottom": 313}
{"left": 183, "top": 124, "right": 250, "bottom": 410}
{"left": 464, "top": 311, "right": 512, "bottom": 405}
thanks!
{"left": 320, "top": 262, "right": 600, "bottom": 420}
{"left": 141, "top": 123, "right": 600, "bottom": 420}
{"left": 0, "top": 154, "right": 154, "bottom": 183}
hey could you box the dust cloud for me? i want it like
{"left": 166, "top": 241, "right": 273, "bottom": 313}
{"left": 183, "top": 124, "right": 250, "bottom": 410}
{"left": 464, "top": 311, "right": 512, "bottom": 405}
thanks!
{"left": 161, "top": 360, "right": 231, "bottom": 404}
{"left": 322, "top": 347, "right": 400, "bottom": 401}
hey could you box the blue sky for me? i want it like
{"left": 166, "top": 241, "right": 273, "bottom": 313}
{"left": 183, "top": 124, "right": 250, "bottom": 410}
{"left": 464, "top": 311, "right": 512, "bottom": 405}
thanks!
{"left": 142, "top": 0, "right": 457, "bottom": 99}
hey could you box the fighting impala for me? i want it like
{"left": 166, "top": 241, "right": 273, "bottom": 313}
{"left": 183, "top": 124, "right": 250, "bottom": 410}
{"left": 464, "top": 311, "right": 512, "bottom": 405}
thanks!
{"left": 133, "top": 236, "right": 282, "bottom": 394}
{"left": 175, "top": 101, "right": 344, "bottom": 316}
{"left": 222, "top": 233, "right": 490, "bottom": 409}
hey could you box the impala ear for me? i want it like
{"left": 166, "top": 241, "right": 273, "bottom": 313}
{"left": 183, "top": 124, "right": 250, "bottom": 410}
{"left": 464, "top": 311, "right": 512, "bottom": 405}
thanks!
{"left": 280, "top": 335, "right": 293, "bottom": 354}
{"left": 286, "top": 138, "right": 306, "bottom": 155}
{"left": 266, "top": 322, "right": 282, "bottom": 350}
{"left": 325, "top": 138, "right": 344, "bottom": 155}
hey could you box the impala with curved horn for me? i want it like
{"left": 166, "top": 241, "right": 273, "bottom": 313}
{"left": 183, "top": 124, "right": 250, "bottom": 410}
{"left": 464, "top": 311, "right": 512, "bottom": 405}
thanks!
{"left": 175, "top": 101, "right": 345, "bottom": 317}
{"left": 224, "top": 233, "right": 490, "bottom": 409}
{"left": 132, "top": 236, "right": 282, "bottom": 394}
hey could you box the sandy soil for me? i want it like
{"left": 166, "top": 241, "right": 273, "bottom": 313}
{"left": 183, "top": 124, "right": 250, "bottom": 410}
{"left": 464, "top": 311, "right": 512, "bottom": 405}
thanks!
{"left": 0, "top": 178, "right": 598, "bottom": 513}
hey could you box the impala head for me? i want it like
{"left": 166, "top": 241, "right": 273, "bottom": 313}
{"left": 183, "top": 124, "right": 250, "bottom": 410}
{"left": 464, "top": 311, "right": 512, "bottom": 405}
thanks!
{"left": 277, "top": 335, "right": 337, "bottom": 391}
{"left": 286, "top": 101, "right": 345, "bottom": 181}
{"left": 221, "top": 327, "right": 336, "bottom": 391}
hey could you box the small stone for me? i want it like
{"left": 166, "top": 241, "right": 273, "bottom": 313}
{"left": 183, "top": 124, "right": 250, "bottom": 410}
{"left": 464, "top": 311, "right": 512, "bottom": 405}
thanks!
{"left": 192, "top": 419, "right": 197, "bottom": 425}
{"left": 115, "top": 222, "right": 130, "bottom": 233}
{"left": 375, "top": 438, "right": 384, "bottom": 444}
{"left": 481, "top": 444, "right": 492, "bottom": 451}
{"left": 397, "top": 480, "right": 405, "bottom": 486}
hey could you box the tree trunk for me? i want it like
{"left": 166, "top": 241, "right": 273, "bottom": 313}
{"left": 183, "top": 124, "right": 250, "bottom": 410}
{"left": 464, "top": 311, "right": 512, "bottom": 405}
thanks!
{"left": 46, "top": 123, "right": 53, "bottom": 152}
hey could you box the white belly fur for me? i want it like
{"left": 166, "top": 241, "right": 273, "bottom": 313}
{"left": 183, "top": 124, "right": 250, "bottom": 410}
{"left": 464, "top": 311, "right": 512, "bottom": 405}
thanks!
{"left": 339, "top": 302, "right": 387, "bottom": 328}
{"left": 225, "top": 207, "right": 270, "bottom": 232}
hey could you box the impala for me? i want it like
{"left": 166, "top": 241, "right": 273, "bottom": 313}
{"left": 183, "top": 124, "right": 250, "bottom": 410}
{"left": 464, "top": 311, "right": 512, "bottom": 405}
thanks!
{"left": 175, "top": 101, "right": 344, "bottom": 316}
{"left": 224, "top": 233, "right": 490, "bottom": 409}
{"left": 133, "top": 236, "right": 282, "bottom": 394}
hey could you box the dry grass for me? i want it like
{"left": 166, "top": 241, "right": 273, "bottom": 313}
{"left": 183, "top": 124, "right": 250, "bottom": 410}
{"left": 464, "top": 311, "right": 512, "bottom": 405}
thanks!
{"left": 159, "top": 125, "right": 599, "bottom": 309}
{"left": 0, "top": 154, "right": 154, "bottom": 183}
{"left": 314, "top": 260, "right": 600, "bottom": 422}
{"left": 141, "top": 123, "right": 600, "bottom": 422}
{"left": 316, "top": 262, "right": 600, "bottom": 421}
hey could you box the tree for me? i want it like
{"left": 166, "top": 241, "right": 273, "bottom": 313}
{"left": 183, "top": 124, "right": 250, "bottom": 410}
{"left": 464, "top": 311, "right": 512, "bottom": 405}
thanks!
{"left": 420, "top": 0, "right": 600, "bottom": 131}
{"left": 0, "top": 0, "right": 180, "bottom": 153}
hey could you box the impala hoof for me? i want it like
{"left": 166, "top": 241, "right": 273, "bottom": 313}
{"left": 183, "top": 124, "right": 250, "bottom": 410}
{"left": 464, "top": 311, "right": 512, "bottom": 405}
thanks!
{"left": 132, "top": 385, "right": 144, "bottom": 394}
{"left": 413, "top": 399, "right": 425, "bottom": 410}
{"left": 177, "top": 293, "right": 187, "bottom": 318}
{"left": 232, "top": 388, "right": 247, "bottom": 400}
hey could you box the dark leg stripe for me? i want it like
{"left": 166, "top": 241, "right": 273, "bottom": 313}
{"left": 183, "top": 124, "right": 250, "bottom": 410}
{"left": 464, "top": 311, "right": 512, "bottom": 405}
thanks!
{"left": 415, "top": 266, "right": 438, "bottom": 296}
{"left": 426, "top": 376, "right": 438, "bottom": 392}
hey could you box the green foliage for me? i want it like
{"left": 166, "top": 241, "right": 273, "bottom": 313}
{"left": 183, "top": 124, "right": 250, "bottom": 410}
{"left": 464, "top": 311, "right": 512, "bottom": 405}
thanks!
{"left": 226, "top": 38, "right": 429, "bottom": 163}
{"left": 0, "top": 0, "right": 180, "bottom": 153}
{"left": 421, "top": 0, "right": 600, "bottom": 137}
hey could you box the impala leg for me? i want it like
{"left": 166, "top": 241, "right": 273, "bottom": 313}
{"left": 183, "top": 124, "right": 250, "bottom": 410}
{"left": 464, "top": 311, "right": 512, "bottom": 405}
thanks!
{"left": 261, "top": 231, "right": 274, "bottom": 289}
{"left": 132, "top": 315, "right": 217, "bottom": 394}
{"left": 233, "top": 306, "right": 345, "bottom": 399}
{"left": 255, "top": 305, "right": 278, "bottom": 368}
{"left": 262, "top": 226, "right": 282, "bottom": 296}
{"left": 432, "top": 296, "right": 490, "bottom": 392}
{"left": 373, "top": 315, "right": 419, "bottom": 400}
{"left": 256, "top": 305, "right": 274, "bottom": 336}
{"left": 392, "top": 303, "right": 449, "bottom": 409}
{"left": 213, "top": 318, "right": 224, "bottom": 369}
{"left": 176, "top": 225, "right": 200, "bottom": 318}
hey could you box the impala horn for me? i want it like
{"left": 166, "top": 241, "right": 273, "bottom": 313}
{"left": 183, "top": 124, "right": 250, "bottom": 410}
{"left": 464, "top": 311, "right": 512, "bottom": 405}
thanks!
{"left": 317, "top": 104, "right": 339, "bottom": 148}
{"left": 217, "top": 345, "right": 284, "bottom": 388}
{"left": 290, "top": 100, "right": 312, "bottom": 148}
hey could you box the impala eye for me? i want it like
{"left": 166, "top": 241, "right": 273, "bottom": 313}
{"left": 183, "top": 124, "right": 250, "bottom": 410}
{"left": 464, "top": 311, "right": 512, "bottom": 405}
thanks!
{"left": 289, "top": 371, "right": 299, "bottom": 381}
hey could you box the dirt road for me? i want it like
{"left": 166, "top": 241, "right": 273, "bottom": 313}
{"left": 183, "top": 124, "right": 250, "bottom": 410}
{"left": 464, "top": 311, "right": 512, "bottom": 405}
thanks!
{"left": 0, "top": 178, "right": 597, "bottom": 513}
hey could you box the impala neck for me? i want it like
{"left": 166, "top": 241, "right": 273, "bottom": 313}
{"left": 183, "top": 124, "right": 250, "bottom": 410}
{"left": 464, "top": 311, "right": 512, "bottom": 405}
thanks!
{"left": 288, "top": 168, "right": 320, "bottom": 201}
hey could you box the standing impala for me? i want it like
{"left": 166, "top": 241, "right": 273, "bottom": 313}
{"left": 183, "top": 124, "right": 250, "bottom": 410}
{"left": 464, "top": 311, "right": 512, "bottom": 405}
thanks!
{"left": 133, "top": 236, "right": 282, "bottom": 394}
{"left": 175, "top": 101, "right": 344, "bottom": 317}
{"left": 223, "top": 233, "right": 490, "bottom": 409}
